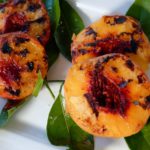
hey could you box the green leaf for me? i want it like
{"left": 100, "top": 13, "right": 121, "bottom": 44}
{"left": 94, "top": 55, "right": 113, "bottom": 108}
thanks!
{"left": 43, "top": 0, "right": 60, "bottom": 68}
{"left": 32, "top": 71, "right": 44, "bottom": 97}
{"left": 54, "top": 0, "right": 84, "bottom": 61}
{"left": 127, "top": 0, "right": 150, "bottom": 39}
{"left": 142, "top": 122, "right": 150, "bottom": 145}
{"left": 0, "top": 99, "right": 28, "bottom": 127}
{"left": 47, "top": 93, "right": 70, "bottom": 145}
{"left": 45, "top": 38, "right": 59, "bottom": 68}
{"left": 45, "top": 0, "right": 61, "bottom": 32}
{"left": 125, "top": 121, "right": 150, "bottom": 150}
{"left": 46, "top": 84, "right": 94, "bottom": 150}
{"left": 68, "top": 117, "right": 94, "bottom": 150}
{"left": 0, "top": 0, "right": 6, "bottom": 3}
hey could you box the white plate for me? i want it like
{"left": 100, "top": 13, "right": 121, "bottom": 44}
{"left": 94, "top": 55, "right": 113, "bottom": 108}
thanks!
{"left": 0, "top": 0, "right": 137, "bottom": 150}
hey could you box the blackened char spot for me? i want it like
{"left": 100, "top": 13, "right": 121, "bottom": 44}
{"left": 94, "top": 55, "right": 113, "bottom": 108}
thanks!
{"left": 130, "top": 39, "right": 138, "bottom": 53}
{"left": 28, "top": 3, "right": 41, "bottom": 12}
{"left": 13, "top": 0, "right": 26, "bottom": 5}
{"left": 43, "top": 30, "right": 46, "bottom": 35}
{"left": 125, "top": 60, "right": 134, "bottom": 71}
{"left": 43, "top": 55, "right": 48, "bottom": 62}
{"left": 5, "top": 87, "right": 20, "bottom": 96}
{"left": 111, "top": 66, "right": 118, "bottom": 72}
{"left": 84, "top": 93, "right": 99, "bottom": 116}
{"left": 146, "top": 96, "right": 150, "bottom": 102}
{"left": 78, "top": 49, "right": 88, "bottom": 55}
{"left": 71, "top": 51, "right": 76, "bottom": 58}
{"left": 37, "top": 35, "right": 42, "bottom": 44}
{"left": 84, "top": 63, "right": 129, "bottom": 117}
{"left": 85, "top": 27, "right": 97, "bottom": 37}
{"left": 145, "top": 95, "right": 150, "bottom": 109}
{"left": 105, "top": 16, "right": 127, "bottom": 25}
{"left": 21, "top": 23, "right": 29, "bottom": 32}
{"left": 137, "top": 74, "right": 146, "bottom": 83}
{"left": 115, "top": 16, "right": 127, "bottom": 24}
{"left": 30, "top": 17, "right": 45, "bottom": 24}
{"left": 102, "top": 55, "right": 115, "bottom": 63}
{"left": 2, "top": 42, "right": 12, "bottom": 54}
{"left": 15, "top": 37, "right": 29, "bottom": 46}
{"left": 85, "top": 42, "right": 96, "bottom": 47}
{"left": 19, "top": 49, "right": 29, "bottom": 57}
{"left": 71, "top": 49, "right": 89, "bottom": 60}
{"left": 0, "top": 3, "right": 7, "bottom": 13}
{"left": 118, "top": 80, "right": 128, "bottom": 88}
{"left": 0, "top": 3, "right": 7, "bottom": 9}
{"left": 27, "top": 62, "right": 34, "bottom": 71}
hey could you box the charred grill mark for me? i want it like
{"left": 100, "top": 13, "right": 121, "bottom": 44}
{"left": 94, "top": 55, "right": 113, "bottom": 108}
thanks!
{"left": 79, "top": 65, "right": 84, "bottom": 70}
{"left": 30, "top": 17, "right": 45, "bottom": 24}
{"left": 146, "top": 95, "right": 150, "bottom": 102}
{"left": 15, "top": 37, "right": 29, "bottom": 46}
{"left": 5, "top": 13, "right": 45, "bottom": 33}
{"left": 84, "top": 93, "right": 99, "bottom": 116}
{"left": 125, "top": 60, "right": 134, "bottom": 71}
{"left": 36, "top": 35, "right": 42, "bottom": 44}
{"left": 43, "top": 55, "right": 48, "bottom": 62}
{"left": 71, "top": 49, "right": 89, "bottom": 58}
{"left": 78, "top": 49, "right": 89, "bottom": 55}
{"left": 2, "top": 42, "right": 12, "bottom": 54}
{"left": 0, "top": 60, "right": 21, "bottom": 84}
{"left": 5, "top": 87, "right": 20, "bottom": 96}
{"left": 85, "top": 27, "right": 97, "bottom": 38}
{"left": 85, "top": 42, "right": 96, "bottom": 47}
{"left": 111, "top": 66, "right": 118, "bottom": 72}
{"left": 43, "top": 30, "right": 46, "bottom": 35}
{"left": 138, "top": 96, "right": 150, "bottom": 109}
{"left": 19, "top": 48, "right": 29, "bottom": 57}
{"left": 27, "top": 62, "right": 34, "bottom": 71}
{"left": 130, "top": 39, "right": 138, "bottom": 53}
{"left": 71, "top": 50, "right": 76, "bottom": 58}
{"left": 96, "top": 36, "right": 138, "bottom": 55}
{"left": 128, "top": 79, "right": 133, "bottom": 83}
{"left": 28, "top": 3, "right": 41, "bottom": 12}
{"left": 137, "top": 74, "right": 146, "bottom": 84}
{"left": 13, "top": 0, "right": 26, "bottom": 5}
{"left": 102, "top": 55, "right": 116, "bottom": 63}
{"left": 146, "top": 95, "right": 150, "bottom": 108}
{"left": 115, "top": 16, "right": 127, "bottom": 24}
{"left": 0, "top": 3, "right": 7, "bottom": 13}
{"left": 5, "top": 12, "right": 27, "bottom": 33}
{"left": 0, "top": 7, "right": 5, "bottom": 13}
{"left": 21, "top": 23, "right": 29, "bottom": 32}
{"left": 105, "top": 16, "right": 127, "bottom": 25}
{"left": 101, "top": 125, "right": 107, "bottom": 133}
{"left": 0, "top": 3, "right": 7, "bottom": 9}
{"left": 84, "top": 62, "right": 129, "bottom": 117}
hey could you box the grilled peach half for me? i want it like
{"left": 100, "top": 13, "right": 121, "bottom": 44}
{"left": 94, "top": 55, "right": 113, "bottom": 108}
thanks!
{"left": 0, "top": 0, "right": 50, "bottom": 46}
{"left": 64, "top": 54, "right": 150, "bottom": 137}
{"left": 71, "top": 16, "right": 150, "bottom": 69}
{"left": 0, "top": 32, "right": 48, "bottom": 100}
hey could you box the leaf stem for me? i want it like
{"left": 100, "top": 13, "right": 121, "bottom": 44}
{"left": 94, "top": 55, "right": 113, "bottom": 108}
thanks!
{"left": 44, "top": 80, "right": 55, "bottom": 99}
{"left": 47, "top": 80, "right": 64, "bottom": 83}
